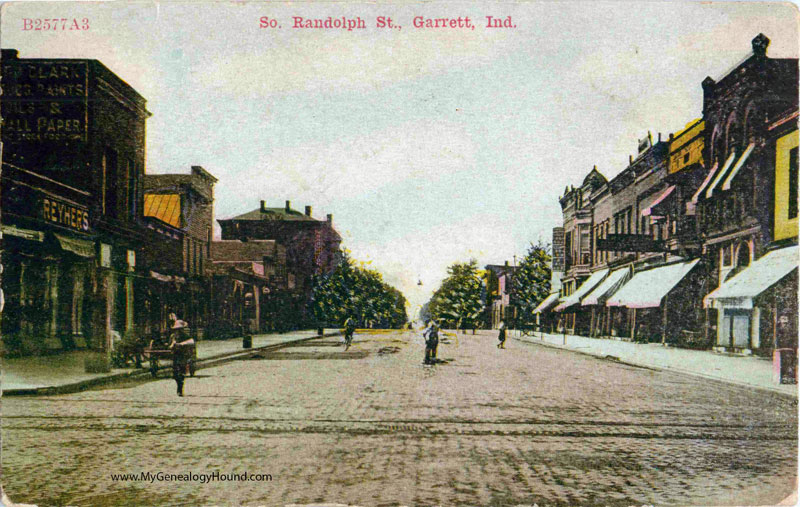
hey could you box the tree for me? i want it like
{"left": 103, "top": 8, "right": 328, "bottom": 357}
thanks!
{"left": 310, "top": 253, "right": 408, "bottom": 329}
{"left": 427, "top": 259, "right": 485, "bottom": 331}
{"left": 510, "top": 242, "right": 552, "bottom": 325}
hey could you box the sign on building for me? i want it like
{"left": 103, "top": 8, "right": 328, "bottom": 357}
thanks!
{"left": 552, "top": 227, "right": 565, "bottom": 272}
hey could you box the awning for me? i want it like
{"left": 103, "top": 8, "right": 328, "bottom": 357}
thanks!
{"left": 2, "top": 224, "right": 45, "bottom": 242}
{"left": 721, "top": 143, "right": 755, "bottom": 191}
{"left": 581, "top": 267, "right": 631, "bottom": 306}
{"left": 607, "top": 260, "right": 699, "bottom": 309}
{"left": 54, "top": 233, "right": 95, "bottom": 258}
{"left": 642, "top": 186, "right": 675, "bottom": 217}
{"left": 150, "top": 270, "right": 174, "bottom": 282}
{"left": 706, "top": 151, "right": 737, "bottom": 198}
{"left": 533, "top": 292, "right": 560, "bottom": 314}
{"left": 687, "top": 162, "right": 717, "bottom": 215}
{"left": 704, "top": 245, "right": 798, "bottom": 309}
{"left": 554, "top": 269, "right": 609, "bottom": 312}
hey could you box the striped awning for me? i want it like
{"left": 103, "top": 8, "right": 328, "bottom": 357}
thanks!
{"left": 607, "top": 260, "right": 699, "bottom": 309}
{"left": 554, "top": 269, "right": 609, "bottom": 312}
{"left": 533, "top": 293, "right": 560, "bottom": 314}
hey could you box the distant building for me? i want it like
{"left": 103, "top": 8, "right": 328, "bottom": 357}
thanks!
{"left": 484, "top": 262, "right": 518, "bottom": 329}
{"left": 218, "top": 200, "right": 342, "bottom": 328}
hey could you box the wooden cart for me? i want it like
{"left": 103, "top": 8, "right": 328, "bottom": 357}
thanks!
{"left": 143, "top": 342, "right": 197, "bottom": 378}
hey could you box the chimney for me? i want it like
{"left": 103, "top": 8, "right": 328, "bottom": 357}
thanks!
{"left": 752, "top": 33, "right": 770, "bottom": 58}
{"left": 629, "top": 155, "right": 633, "bottom": 164}
{"left": 658, "top": 132, "right": 662, "bottom": 143}
{"left": 285, "top": 200, "right": 291, "bottom": 213}
{"left": 504, "top": 260, "right": 509, "bottom": 267}
{"left": 326, "top": 214, "right": 333, "bottom": 224}
{"left": 702, "top": 77, "right": 716, "bottom": 115}
{"left": 305, "top": 206, "right": 312, "bottom": 217}
{"left": 260, "top": 200, "right": 267, "bottom": 212}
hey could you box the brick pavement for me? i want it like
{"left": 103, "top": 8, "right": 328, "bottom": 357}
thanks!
{"left": 2, "top": 331, "right": 796, "bottom": 506}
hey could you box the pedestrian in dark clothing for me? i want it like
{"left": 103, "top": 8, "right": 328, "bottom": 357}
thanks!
{"left": 423, "top": 321, "right": 440, "bottom": 365}
{"left": 169, "top": 314, "right": 194, "bottom": 397}
{"left": 497, "top": 321, "right": 507, "bottom": 349}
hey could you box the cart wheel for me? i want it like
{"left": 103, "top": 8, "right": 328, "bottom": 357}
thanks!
{"left": 150, "top": 359, "right": 159, "bottom": 378}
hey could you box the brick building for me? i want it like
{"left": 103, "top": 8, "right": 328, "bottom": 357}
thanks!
{"left": 217, "top": 200, "right": 342, "bottom": 328}
{"left": 139, "top": 165, "right": 218, "bottom": 337}
{"left": 1, "top": 49, "right": 149, "bottom": 358}
{"left": 546, "top": 34, "right": 798, "bottom": 374}
{"left": 698, "top": 34, "right": 798, "bottom": 359}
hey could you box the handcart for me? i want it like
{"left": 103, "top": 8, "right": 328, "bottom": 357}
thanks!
{"left": 143, "top": 340, "right": 197, "bottom": 378}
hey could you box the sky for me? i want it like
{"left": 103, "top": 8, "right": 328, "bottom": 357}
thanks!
{"left": 2, "top": 1, "right": 797, "bottom": 316}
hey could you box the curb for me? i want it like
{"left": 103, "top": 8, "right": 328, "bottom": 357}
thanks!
{"left": 2, "top": 332, "right": 339, "bottom": 396}
{"left": 513, "top": 335, "right": 799, "bottom": 400}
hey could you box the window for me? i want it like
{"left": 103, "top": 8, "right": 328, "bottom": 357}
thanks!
{"left": 790, "top": 147, "right": 798, "bottom": 219}
{"left": 683, "top": 153, "right": 690, "bottom": 164}
{"left": 104, "top": 148, "right": 118, "bottom": 218}
{"left": 722, "top": 244, "right": 733, "bottom": 267}
{"left": 127, "top": 159, "right": 136, "bottom": 220}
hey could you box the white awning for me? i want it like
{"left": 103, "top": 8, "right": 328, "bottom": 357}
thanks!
{"left": 533, "top": 292, "right": 560, "bottom": 314}
{"left": 704, "top": 245, "right": 799, "bottom": 309}
{"left": 706, "top": 151, "right": 737, "bottom": 198}
{"left": 554, "top": 269, "right": 609, "bottom": 312}
{"left": 721, "top": 143, "right": 755, "bottom": 191}
{"left": 607, "top": 260, "right": 699, "bottom": 309}
{"left": 687, "top": 163, "right": 717, "bottom": 216}
{"left": 581, "top": 267, "right": 631, "bottom": 306}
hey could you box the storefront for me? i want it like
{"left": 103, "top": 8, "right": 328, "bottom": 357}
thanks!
{"left": 1, "top": 163, "right": 100, "bottom": 356}
{"left": 607, "top": 259, "right": 701, "bottom": 343}
{"left": 581, "top": 266, "right": 631, "bottom": 337}
{"left": 554, "top": 268, "right": 608, "bottom": 335}
{"left": 704, "top": 245, "right": 798, "bottom": 356}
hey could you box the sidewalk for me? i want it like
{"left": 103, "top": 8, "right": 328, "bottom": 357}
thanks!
{"left": 508, "top": 330, "right": 798, "bottom": 398}
{"left": 1, "top": 329, "right": 331, "bottom": 395}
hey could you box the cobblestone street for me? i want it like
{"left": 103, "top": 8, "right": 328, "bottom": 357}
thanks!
{"left": 3, "top": 331, "right": 797, "bottom": 506}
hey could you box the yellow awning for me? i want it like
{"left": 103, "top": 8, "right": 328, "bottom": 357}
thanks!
{"left": 144, "top": 194, "right": 182, "bottom": 228}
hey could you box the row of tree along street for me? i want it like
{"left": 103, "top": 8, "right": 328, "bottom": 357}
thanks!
{"left": 422, "top": 243, "right": 552, "bottom": 331}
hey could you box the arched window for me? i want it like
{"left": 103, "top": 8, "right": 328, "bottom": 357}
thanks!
{"left": 736, "top": 241, "right": 751, "bottom": 269}
{"left": 724, "top": 112, "right": 740, "bottom": 157}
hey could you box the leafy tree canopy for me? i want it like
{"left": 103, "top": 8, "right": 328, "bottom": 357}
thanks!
{"left": 310, "top": 252, "right": 408, "bottom": 329}
{"left": 427, "top": 259, "right": 485, "bottom": 330}
{"left": 510, "top": 242, "right": 552, "bottom": 325}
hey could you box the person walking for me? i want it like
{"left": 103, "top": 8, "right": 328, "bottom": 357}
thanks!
{"left": 168, "top": 314, "right": 194, "bottom": 397}
{"left": 423, "top": 320, "right": 440, "bottom": 364}
{"left": 497, "top": 320, "right": 507, "bottom": 349}
{"left": 343, "top": 316, "right": 356, "bottom": 350}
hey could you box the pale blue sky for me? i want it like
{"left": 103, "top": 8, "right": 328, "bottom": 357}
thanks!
{"left": 2, "top": 1, "right": 797, "bottom": 314}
